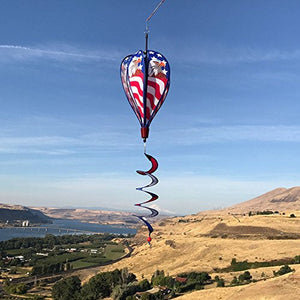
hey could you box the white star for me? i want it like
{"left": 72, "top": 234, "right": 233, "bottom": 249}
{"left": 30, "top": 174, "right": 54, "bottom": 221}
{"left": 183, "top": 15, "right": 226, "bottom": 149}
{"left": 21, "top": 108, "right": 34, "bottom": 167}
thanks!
{"left": 156, "top": 53, "right": 162, "bottom": 57}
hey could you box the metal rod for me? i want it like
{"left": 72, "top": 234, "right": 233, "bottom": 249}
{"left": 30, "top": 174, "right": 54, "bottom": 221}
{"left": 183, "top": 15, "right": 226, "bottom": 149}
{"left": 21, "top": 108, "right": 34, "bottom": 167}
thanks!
{"left": 146, "top": 0, "right": 166, "bottom": 26}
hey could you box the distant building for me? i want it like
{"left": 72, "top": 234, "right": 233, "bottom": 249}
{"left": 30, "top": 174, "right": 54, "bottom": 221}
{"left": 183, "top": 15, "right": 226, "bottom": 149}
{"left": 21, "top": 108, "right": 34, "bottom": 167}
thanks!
{"left": 14, "top": 256, "right": 24, "bottom": 261}
{"left": 22, "top": 220, "right": 29, "bottom": 227}
{"left": 36, "top": 253, "right": 49, "bottom": 257}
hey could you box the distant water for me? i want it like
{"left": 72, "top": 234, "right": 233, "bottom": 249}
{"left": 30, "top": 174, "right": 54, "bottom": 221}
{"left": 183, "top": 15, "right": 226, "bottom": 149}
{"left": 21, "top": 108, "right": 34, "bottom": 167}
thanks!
{"left": 0, "top": 219, "right": 137, "bottom": 242}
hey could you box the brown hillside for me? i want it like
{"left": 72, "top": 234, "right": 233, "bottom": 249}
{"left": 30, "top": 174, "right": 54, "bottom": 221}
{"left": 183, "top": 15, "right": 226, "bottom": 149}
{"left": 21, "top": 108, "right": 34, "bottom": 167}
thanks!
{"left": 98, "top": 211, "right": 300, "bottom": 276}
{"left": 0, "top": 203, "right": 26, "bottom": 210}
{"left": 91, "top": 211, "right": 300, "bottom": 299}
{"left": 177, "top": 265, "right": 300, "bottom": 300}
{"left": 30, "top": 206, "right": 138, "bottom": 226}
{"left": 70, "top": 188, "right": 300, "bottom": 298}
{"left": 225, "top": 187, "right": 300, "bottom": 213}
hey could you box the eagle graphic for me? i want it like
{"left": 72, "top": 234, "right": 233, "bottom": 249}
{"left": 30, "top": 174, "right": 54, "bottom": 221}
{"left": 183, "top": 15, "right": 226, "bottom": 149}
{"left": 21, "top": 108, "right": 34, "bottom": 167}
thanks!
{"left": 129, "top": 57, "right": 143, "bottom": 77}
{"left": 148, "top": 57, "right": 167, "bottom": 79}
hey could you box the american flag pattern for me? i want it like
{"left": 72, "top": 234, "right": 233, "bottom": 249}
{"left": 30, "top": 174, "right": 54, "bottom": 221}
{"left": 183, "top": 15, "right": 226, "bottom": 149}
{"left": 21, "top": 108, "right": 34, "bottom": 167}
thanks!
{"left": 120, "top": 50, "right": 170, "bottom": 128}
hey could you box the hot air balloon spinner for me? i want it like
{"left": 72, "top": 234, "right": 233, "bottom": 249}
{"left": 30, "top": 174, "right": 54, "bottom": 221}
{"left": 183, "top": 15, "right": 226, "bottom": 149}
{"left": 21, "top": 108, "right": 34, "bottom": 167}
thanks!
{"left": 120, "top": 0, "right": 170, "bottom": 246}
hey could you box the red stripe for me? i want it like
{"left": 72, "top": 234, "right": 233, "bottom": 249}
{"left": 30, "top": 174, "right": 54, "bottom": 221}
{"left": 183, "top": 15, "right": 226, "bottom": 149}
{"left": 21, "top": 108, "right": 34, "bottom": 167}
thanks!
{"left": 132, "top": 92, "right": 143, "bottom": 108}
{"left": 130, "top": 80, "right": 144, "bottom": 99}
{"left": 146, "top": 106, "right": 151, "bottom": 121}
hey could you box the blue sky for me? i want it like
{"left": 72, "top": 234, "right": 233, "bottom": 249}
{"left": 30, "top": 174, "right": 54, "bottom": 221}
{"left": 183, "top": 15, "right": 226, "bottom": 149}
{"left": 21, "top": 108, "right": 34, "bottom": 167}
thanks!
{"left": 1, "top": 0, "right": 300, "bottom": 215}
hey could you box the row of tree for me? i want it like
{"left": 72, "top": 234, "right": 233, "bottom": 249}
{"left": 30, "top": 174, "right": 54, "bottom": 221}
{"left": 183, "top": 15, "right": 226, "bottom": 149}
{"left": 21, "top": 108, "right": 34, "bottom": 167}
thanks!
{"left": 3, "top": 264, "right": 295, "bottom": 299}
{"left": 52, "top": 268, "right": 142, "bottom": 300}
{"left": 0, "top": 233, "right": 118, "bottom": 251}
{"left": 51, "top": 268, "right": 214, "bottom": 300}
{"left": 31, "top": 262, "right": 72, "bottom": 276}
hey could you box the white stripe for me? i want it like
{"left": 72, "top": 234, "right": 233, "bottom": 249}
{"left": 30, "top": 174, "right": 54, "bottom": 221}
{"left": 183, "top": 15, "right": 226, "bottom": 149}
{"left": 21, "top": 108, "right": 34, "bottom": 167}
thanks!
{"left": 129, "top": 77, "right": 144, "bottom": 105}
{"left": 131, "top": 86, "right": 143, "bottom": 103}
{"left": 129, "top": 76, "right": 144, "bottom": 90}
{"left": 146, "top": 101, "right": 154, "bottom": 116}
{"left": 148, "top": 77, "right": 165, "bottom": 95}
{"left": 147, "top": 85, "right": 160, "bottom": 106}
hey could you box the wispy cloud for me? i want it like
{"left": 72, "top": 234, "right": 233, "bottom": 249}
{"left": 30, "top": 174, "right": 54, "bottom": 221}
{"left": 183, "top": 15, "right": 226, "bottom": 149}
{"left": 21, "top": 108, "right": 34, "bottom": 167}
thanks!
{"left": 0, "top": 44, "right": 121, "bottom": 64}
{"left": 215, "top": 48, "right": 300, "bottom": 64}
{"left": 1, "top": 124, "right": 300, "bottom": 155}
{"left": 0, "top": 131, "right": 138, "bottom": 155}
{"left": 0, "top": 113, "right": 139, "bottom": 155}
{"left": 160, "top": 125, "right": 300, "bottom": 145}
{"left": 3, "top": 43, "right": 299, "bottom": 67}
{"left": 172, "top": 43, "right": 300, "bottom": 65}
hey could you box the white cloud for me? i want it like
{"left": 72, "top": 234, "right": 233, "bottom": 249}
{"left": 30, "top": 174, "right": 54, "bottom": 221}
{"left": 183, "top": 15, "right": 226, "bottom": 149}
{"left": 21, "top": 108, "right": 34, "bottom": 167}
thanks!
{"left": 0, "top": 130, "right": 138, "bottom": 155}
{"left": 172, "top": 43, "right": 300, "bottom": 65}
{"left": 0, "top": 44, "right": 122, "bottom": 64}
{"left": 160, "top": 125, "right": 300, "bottom": 145}
{"left": 5, "top": 43, "right": 299, "bottom": 67}
{"left": 1, "top": 124, "right": 300, "bottom": 156}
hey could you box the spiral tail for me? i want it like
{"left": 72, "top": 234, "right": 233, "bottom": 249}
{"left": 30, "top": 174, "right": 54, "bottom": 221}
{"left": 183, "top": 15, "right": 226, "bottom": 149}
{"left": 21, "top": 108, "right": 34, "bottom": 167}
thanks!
{"left": 135, "top": 153, "right": 159, "bottom": 244}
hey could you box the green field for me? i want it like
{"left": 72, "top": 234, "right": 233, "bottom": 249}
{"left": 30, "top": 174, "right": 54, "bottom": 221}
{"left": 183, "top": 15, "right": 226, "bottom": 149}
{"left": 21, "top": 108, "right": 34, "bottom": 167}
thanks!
{"left": 30, "top": 243, "right": 126, "bottom": 271}
{"left": 70, "top": 244, "right": 125, "bottom": 269}
{"left": 104, "top": 244, "right": 125, "bottom": 260}
{"left": 70, "top": 260, "right": 100, "bottom": 269}
{"left": 2, "top": 234, "right": 127, "bottom": 276}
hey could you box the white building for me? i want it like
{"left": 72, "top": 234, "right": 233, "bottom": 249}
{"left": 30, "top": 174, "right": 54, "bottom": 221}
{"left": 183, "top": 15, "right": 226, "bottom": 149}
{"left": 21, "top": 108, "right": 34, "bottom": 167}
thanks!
{"left": 22, "top": 220, "right": 29, "bottom": 227}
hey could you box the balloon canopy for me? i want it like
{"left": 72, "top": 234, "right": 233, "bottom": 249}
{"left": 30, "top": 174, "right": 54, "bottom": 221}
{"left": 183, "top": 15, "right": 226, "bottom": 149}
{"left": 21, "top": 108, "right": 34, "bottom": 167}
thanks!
{"left": 121, "top": 50, "right": 170, "bottom": 141}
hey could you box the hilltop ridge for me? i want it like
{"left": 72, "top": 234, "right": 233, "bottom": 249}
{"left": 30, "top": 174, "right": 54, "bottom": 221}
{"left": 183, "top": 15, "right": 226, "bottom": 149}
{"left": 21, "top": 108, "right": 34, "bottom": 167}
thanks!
{"left": 224, "top": 186, "right": 300, "bottom": 214}
{"left": 0, "top": 203, "right": 51, "bottom": 224}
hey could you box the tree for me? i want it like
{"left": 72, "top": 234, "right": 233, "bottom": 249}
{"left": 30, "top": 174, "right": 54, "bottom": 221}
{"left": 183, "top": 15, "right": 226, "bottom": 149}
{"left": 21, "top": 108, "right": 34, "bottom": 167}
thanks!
{"left": 215, "top": 276, "right": 225, "bottom": 287}
{"left": 52, "top": 276, "right": 81, "bottom": 300}
{"left": 8, "top": 266, "right": 17, "bottom": 274}
{"left": 121, "top": 267, "right": 136, "bottom": 284}
{"left": 230, "top": 276, "right": 238, "bottom": 286}
{"left": 238, "top": 271, "right": 252, "bottom": 283}
{"left": 217, "top": 279, "right": 225, "bottom": 287}
{"left": 138, "top": 279, "right": 151, "bottom": 291}
{"left": 294, "top": 255, "right": 300, "bottom": 264}
{"left": 273, "top": 265, "right": 294, "bottom": 276}
{"left": 80, "top": 269, "right": 128, "bottom": 299}
{"left": 152, "top": 274, "right": 174, "bottom": 288}
{"left": 111, "top": 283, "right": 140, "bottom": 300}
{"left": 4, "top": 282, "right": 29, "bottom": 295}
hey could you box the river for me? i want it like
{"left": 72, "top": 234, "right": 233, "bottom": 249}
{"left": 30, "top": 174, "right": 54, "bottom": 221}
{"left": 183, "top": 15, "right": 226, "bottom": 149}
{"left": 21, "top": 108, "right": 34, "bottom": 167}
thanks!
{"left": 0, "top": 219, "right": 137, "bottom": 242}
